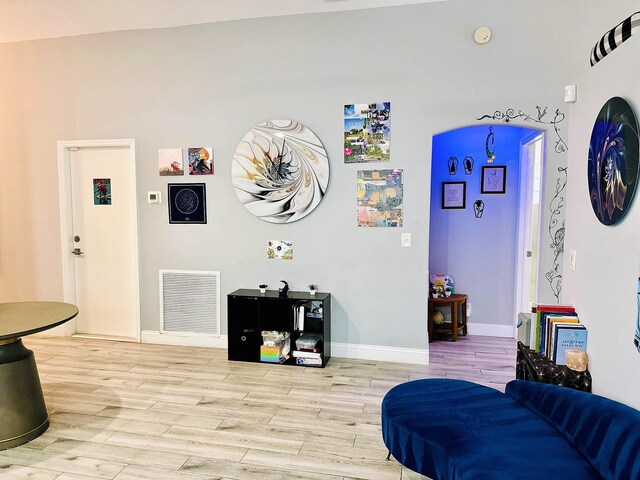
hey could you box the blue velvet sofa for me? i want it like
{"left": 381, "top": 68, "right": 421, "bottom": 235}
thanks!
{"left": 381, "top": 379, "right": 640, "bottom": 479}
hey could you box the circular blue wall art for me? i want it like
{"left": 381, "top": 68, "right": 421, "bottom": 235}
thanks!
{"left": 588, "top": 97, "right": 640, "bottom": 226}
{"left": 232, "top": 119, "right": 330, "bottom": 224}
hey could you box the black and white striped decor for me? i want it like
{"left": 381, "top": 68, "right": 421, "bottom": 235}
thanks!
{"left": 590, "top": 11, "right": 640, "bottom": 66}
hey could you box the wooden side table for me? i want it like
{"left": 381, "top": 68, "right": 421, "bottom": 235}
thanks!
{"left": 428, "top": 294, "right": 468, "bottom": 342}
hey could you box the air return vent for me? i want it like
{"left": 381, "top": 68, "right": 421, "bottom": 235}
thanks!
{"left": 159, "top": 270, "right": 220, "bottom": 336}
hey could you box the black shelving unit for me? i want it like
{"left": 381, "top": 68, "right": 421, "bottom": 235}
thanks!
{"left": 227, "top": 289, "right": 331, "bottom": 367}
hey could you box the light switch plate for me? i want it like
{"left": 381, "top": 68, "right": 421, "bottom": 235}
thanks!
{"left": 569, "top": 249, "right": 577, "bottom": 271}
{"left": 401, "top": 233, "right": 411, "bottom": 247}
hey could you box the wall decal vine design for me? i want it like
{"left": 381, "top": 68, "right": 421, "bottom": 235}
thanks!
{"left": 476, "top": 107, "right": 568, "bottom": 303}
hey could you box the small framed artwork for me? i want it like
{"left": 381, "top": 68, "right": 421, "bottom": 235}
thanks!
{"left": 442, "top": 181, "right": 466, "bottom": 209}
{"left": 168, "top": 183, "right": 207, "bottom": 224}
{"left": 481, "top": 165, "right": 507, "bottom": 194}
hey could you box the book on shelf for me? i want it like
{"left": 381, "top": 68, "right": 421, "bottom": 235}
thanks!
{"left": 543, "top": 314, "right": 579, "bottom": 358}
{"left": 295, "top": 356, "right": 322, "bottom": 366}
{"left": 532, "top": 305, "right": 575, "bottom": 353}
{"left": 292, "top": 350, "right": 321, "bottom": 358}
{"left": 552, "top": 324, "right": 588, "bottom": 365}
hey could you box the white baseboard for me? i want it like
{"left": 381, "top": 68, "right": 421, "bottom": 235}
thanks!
{"left": 141, "top": 330, "right": 228, "bottom": 348}
{"left": 466, "top": 322, "right": 515, "bottom": 338}
{"left": 330, "top": 342, "right": 428, "bottom": 365}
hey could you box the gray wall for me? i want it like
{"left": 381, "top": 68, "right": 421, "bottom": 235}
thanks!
{"left": 563, "top": 5, "right": 640, "bottom": 408}
{"left": 0, "top": 0, "right": 593, "bottom": 352}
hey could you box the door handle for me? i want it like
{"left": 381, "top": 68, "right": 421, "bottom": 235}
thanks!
{"left": 526, "top": 251, "right": 532, "bottom": 258}
{"left": 72, "top": 248, "right": 85, "bottom": 256}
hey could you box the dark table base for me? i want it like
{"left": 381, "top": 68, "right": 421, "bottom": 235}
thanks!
{"left": 0, "top": 338, "right": 49, "bottom": 450}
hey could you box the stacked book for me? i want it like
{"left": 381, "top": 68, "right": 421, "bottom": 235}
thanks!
{"left": 293, "top": 332, "right": 323, "bottom": 366}
{"left": 531, "top": 304, "right": 588, "bottom": 365}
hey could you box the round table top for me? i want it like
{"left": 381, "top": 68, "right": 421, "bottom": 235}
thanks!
{"left": 429, "top": 293, "right": 467, "bottom": 303}
{"left": 0, "top": 302, "right": 79, "bottom": 340}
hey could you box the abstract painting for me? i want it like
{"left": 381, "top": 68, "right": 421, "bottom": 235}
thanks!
{"left": 588, "top": 96, "right": 639, "bottom": 226}
{"left": 159, "top": 148, "right": 184, "bottom": 176}
{"left": 232, "top": 119, "right": 329, "bottom": 224}
{"left": 93, "top": 178, "right": 111, "bottom": 205}
{"left": 168, "top": 183, "right": 207, "bottom": 224}
{"left": 187, "top": 148, "right": 214, "bottom": 175}
{"left": 267, "top": 240, "right": 293, "bottom": 260}
{"left": 344, "top": 102, "right": 390, "bottom": 163}
{"left": 357, "top": 169, "right": 403, "bottom": 227}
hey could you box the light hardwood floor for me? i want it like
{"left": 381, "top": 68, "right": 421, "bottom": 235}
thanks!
{"left": 2, "top": 335, "right": 516, "bottom": 479}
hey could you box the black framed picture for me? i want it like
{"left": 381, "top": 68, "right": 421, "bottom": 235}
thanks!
{"left": 168, "top": 183, "right": 207, "bottom": 224}
{"left": 442, "top": 181, "right": 466, "bottom": 209}
{"left": 481, "top": 165, "right": 507, "bottom": 194}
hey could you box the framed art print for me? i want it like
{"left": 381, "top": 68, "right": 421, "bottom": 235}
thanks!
{"left": 442, "top": 181, "right": 466, "bottom": 209}
{"left": 168, "top": 183, "right": 206, "bottom": 224}
{"left": 481, "top": 165, "right": 507, "bottom": 194}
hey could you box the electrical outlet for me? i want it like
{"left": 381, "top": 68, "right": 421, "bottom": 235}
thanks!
{"left": 466, "top": 303, "right": 472, "bottom": 317}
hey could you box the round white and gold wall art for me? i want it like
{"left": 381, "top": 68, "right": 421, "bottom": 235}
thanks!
{"left": 232, "top": 119, "right": 330, "bottom": 223}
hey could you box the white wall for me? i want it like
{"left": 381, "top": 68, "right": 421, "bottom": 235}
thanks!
{"left": 563, "top": 19, "right": 640, "bottom": 408}
{"left": 0, "top": 0, "right": 594, "bottom": 360}
{"left": 430, "top": 125, "right": 534, "bottom": 330}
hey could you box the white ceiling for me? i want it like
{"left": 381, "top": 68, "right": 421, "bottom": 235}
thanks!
{"left": 0, "top": 0, "right": 447, "bottom": 44}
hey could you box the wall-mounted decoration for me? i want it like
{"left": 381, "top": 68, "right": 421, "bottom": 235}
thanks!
{"left": 267, "top": 240, "right": 293, "bottom": 260}
{"left": 168, "top": 183, "right": 206, "bottom": 224}
{"left": 485, "top": 127, "right": 495, "bottom": 163}
{"left": 463, "top": 156, "right": 474, "bottom": 175}
{"left": 635, "top": 277, "right": 640, "bottom": 353}
{"left": 588, "top": 96, "right": 639, "bottom": 226}
{"left": 187, "top": 148, "right": 213, "bottom": 175}
{"left": 448, "top": 157, "right": 459, "bottom": 175}
{"left": 590, "top": 11, "right": 640, "bottom": 67}
{"left": 473, "top": 199, "right": 485, "bottom": 218}
{"left": 357, "top": 169, "right": 403, "bottom": 227}
{"left": 481, "top": 166, "right": 506, "bottom": 194}
{"left": 344, "top": 102, "right": 390, "bottom": 163}
{"left": 159, "top": 148, "right": 184, "bottom": 176}
{"left": 232, "top": 119, "right": 329, "bottom": 224}
{"left": 442, "top": 181, "right": 466, "bottom": 209}
{"left": 477, "top": 106, "right": 568, "bottom": 302}
{"left": 93, "top": 178, "right": 111, "bottom": 205}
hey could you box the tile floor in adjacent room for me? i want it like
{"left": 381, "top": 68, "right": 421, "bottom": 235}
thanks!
{"left": 1, "top": 335, "right": 517, "bottom": 479}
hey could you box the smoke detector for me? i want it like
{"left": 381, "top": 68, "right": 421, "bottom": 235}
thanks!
{"left": 473, "top": 27, "right": 492, "bottom": 44}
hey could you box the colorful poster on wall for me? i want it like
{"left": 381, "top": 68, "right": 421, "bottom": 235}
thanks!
{"left": 357, "top": 169, "right": 403, "bottom": 227}
{"left": 267, "top": 240, "right": 293, "bottom": 260}
{"left": 187, "top": 148, "right": 213, "bottom": 175}
{"left": 93, "top": 178, "right": 111, "bottom": 205}
{"left": 159, "top": 148, "right": 184, "bottom": 176}
{"left": 344, "top": 102, "right": 390, "bottom": 163}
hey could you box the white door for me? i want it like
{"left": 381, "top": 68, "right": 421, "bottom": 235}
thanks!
{"left": 61, "top": 141, "right": 140, "bottom": 340}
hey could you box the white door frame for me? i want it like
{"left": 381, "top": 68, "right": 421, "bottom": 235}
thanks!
{"left": 57, "top": 139, "right": 141, "bottom": 340}
{"left": 513, "top": 131, "right": 545, "bottom": 337}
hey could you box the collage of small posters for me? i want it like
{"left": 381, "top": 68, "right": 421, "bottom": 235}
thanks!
{"left": 267, "top": 240, "right": 294, "bottom": 260}
{"left": 344, "top": 102, "right": 390, "bottom": 163}
{"left": 357, "top": 169, "right": 403, "bottom": 227}
{"left": 158, "top": 148, "right": 213, "bottom": 176}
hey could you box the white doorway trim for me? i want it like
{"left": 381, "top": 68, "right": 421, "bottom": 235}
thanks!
{"left": 57, "top": 139, "right": 141, "bottom": 340}
{"left": 513, "top": 132, "right": 545, "bottom": 337}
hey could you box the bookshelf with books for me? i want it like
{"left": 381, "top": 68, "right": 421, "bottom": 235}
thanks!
{"left": 517, "top": 303, "right": 591, "bottom": 392}
{"left": 227, "top": 289, "right": 331, "bottom": 367}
